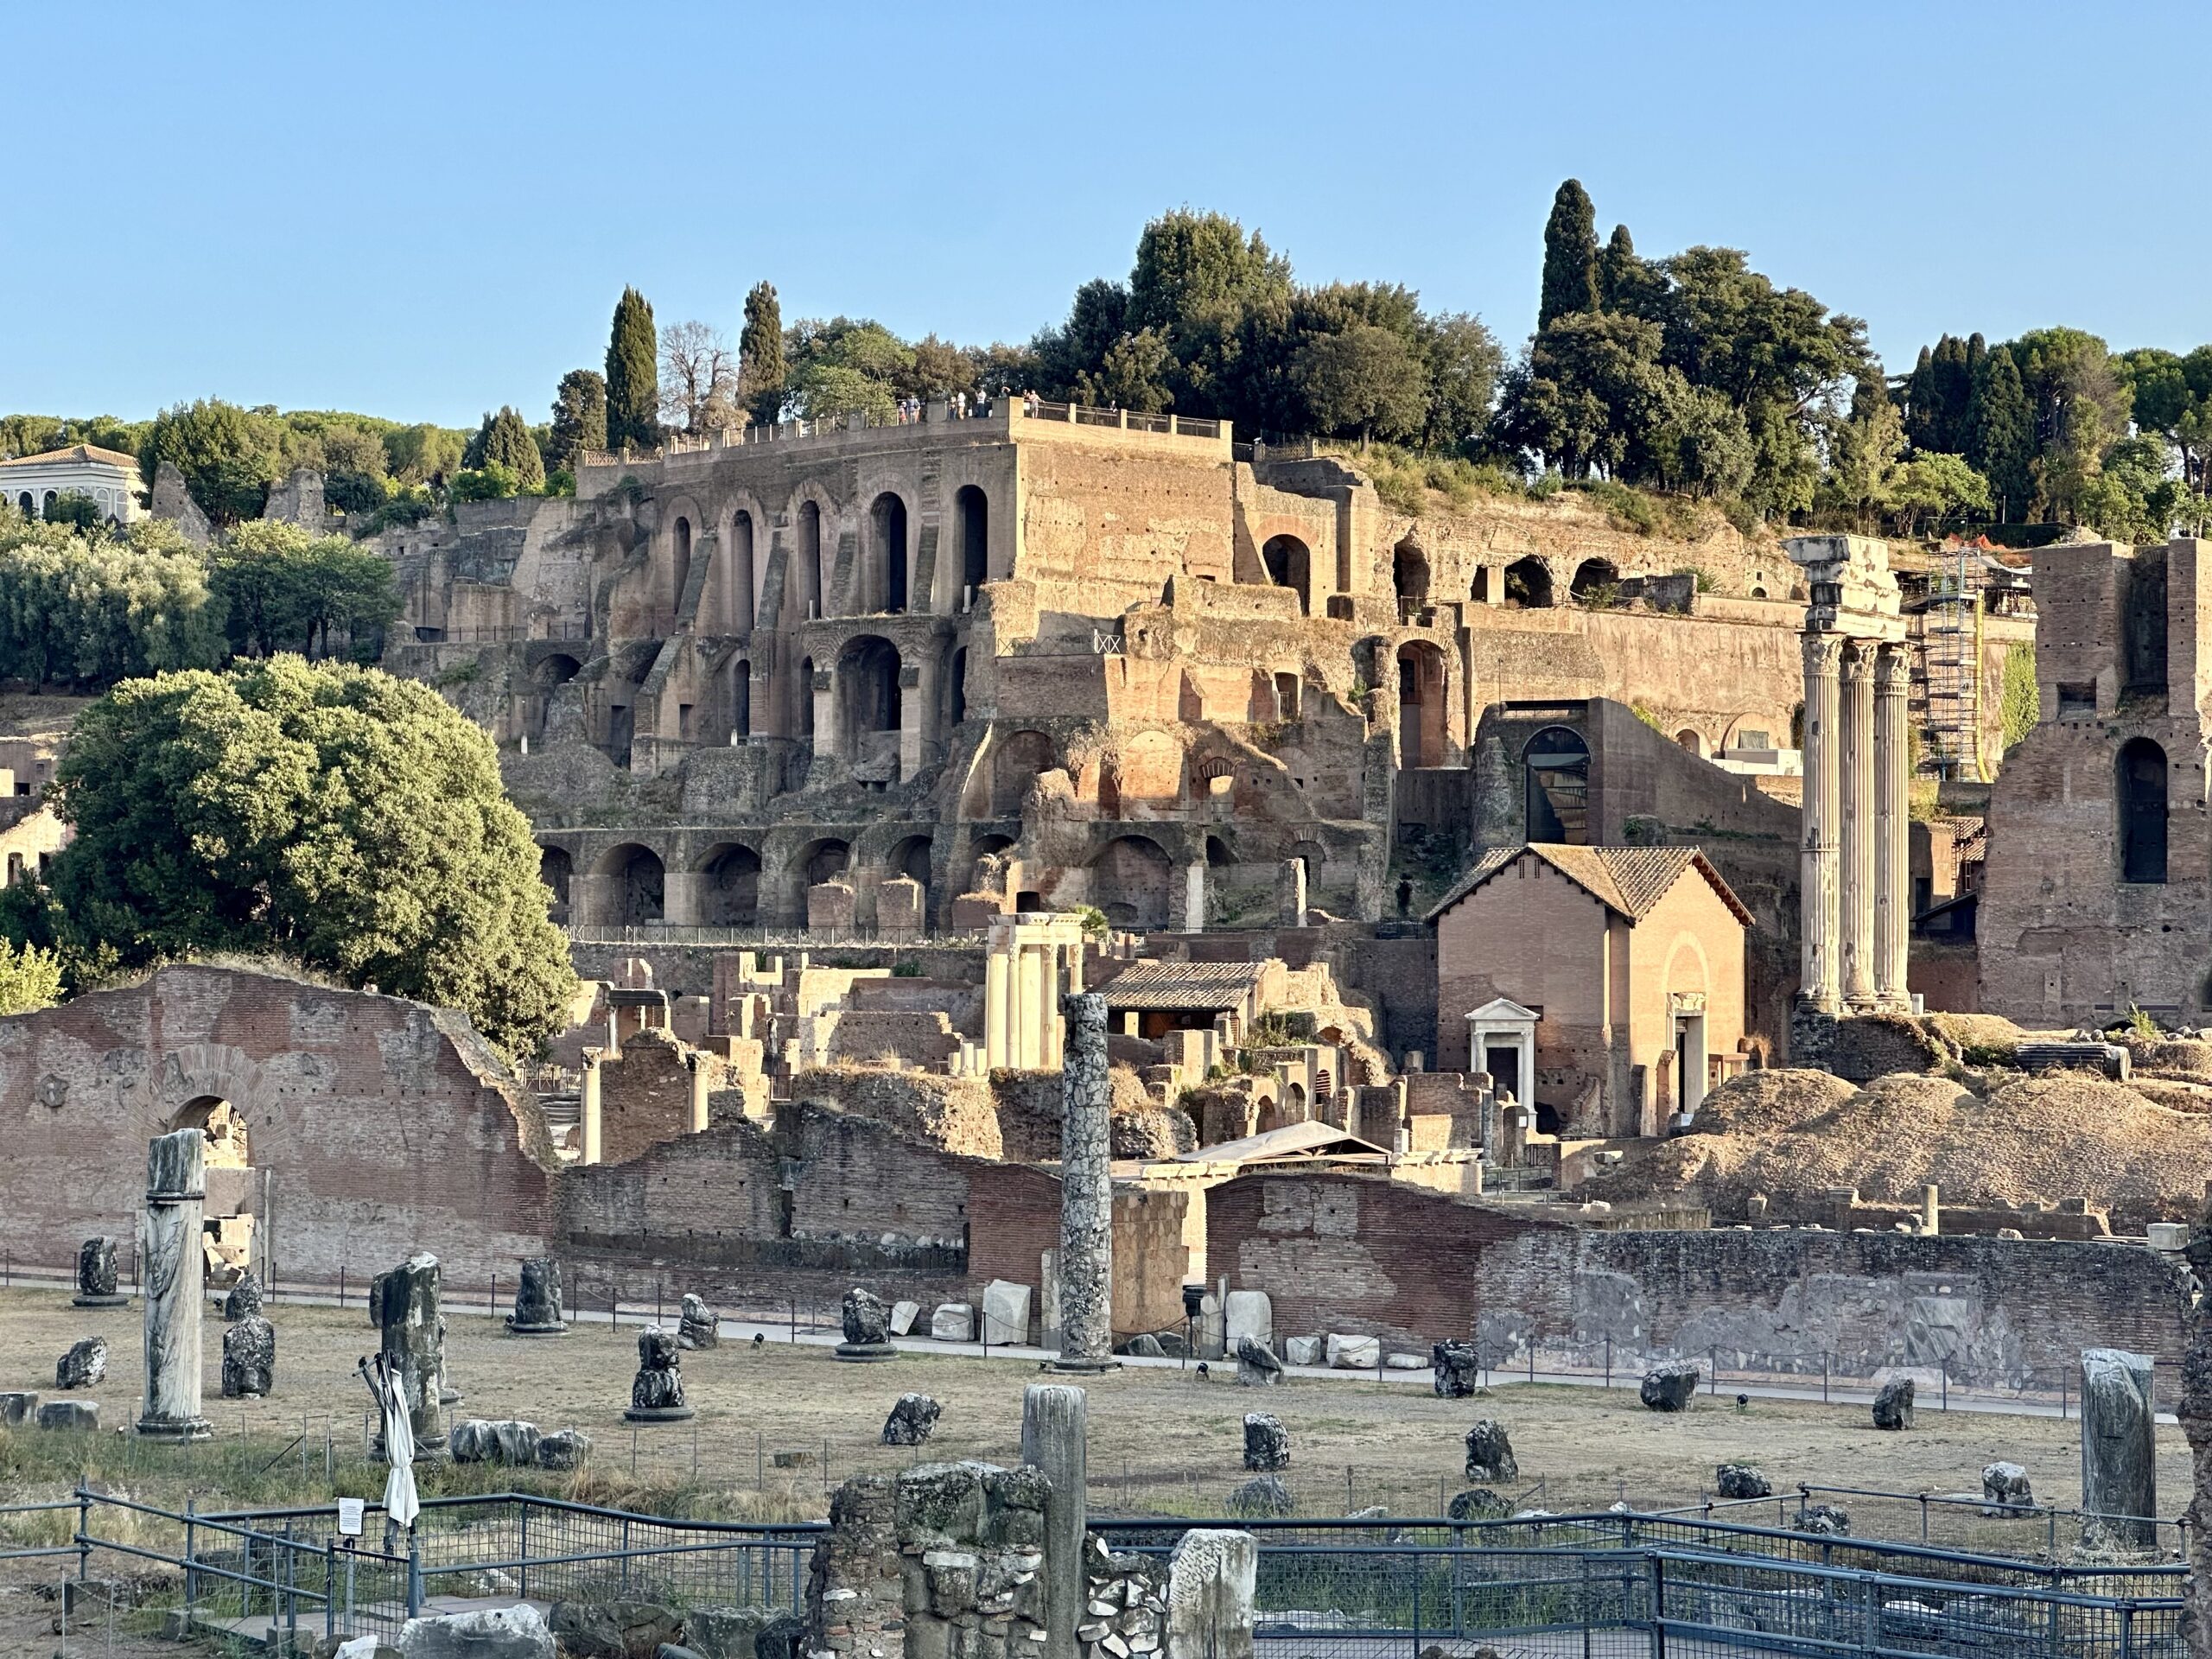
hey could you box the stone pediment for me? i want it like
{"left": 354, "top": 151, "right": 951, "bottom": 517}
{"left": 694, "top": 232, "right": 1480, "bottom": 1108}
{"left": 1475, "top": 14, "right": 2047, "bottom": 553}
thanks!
{"left": 1465, "top": 996, "right": 1539, "bottom": 1025}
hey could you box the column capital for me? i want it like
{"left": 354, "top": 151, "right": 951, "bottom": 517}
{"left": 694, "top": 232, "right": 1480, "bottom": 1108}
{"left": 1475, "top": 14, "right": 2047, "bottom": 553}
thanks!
{"left": 1801, "top": 632, "right": 1844, "bottom": 676}
{"left": 1874, "top": 643, "right": 1912, "bottom": 691}
{"left": 1840, "top": 635, "right": 1879, "bottom": 678}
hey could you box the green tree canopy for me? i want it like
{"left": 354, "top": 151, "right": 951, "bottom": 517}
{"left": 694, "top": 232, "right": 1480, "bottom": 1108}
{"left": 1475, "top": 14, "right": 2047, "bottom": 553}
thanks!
{"left": 605, "top": 286, "right": 660, "bottom": 452}
{"left": 740, "top": 282, "right": 787, "bottom": 426}
{"left": 211, "top": 521, "right": 399, "bottom": 660}
{"left": 385, "top": 424, "right": 467, "bottom": 488}
{"left": 473, "top": 406, "right": 545, "bottom": 489}
{"left": 143, "top": 398, "right": 283, "bottom": 524}
{"left": 1294, "top": 323, "right": 1428, "bottom": 443}
{"left": 1539, "top": 180, "right": 1599, "bottom": 327}
{"left": 0, "top": 515, "right": 226, "bottom": 690}
{"left": 548, "top": 369, "right": 607, "bottom": 469}
{"left": 41, "top": 657, "right": 573, "bottom": 1057}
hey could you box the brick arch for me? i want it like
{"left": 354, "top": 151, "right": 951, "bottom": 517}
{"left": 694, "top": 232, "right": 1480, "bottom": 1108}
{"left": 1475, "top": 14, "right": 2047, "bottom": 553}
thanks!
{"left": 143, "top": 1043, "right": 275, "bottom": 1143}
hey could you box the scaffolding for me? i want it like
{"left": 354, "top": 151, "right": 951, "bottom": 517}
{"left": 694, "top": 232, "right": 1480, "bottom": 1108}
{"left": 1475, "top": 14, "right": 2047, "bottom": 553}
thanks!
{"left": 1922, "top": 549, "right": 1985, "bottom": 781}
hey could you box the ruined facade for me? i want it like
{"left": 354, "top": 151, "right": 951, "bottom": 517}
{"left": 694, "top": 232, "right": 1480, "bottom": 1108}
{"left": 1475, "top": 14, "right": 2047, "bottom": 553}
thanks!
{"left": 1980, "top": 537, "right": 2212, "bottom": 1023}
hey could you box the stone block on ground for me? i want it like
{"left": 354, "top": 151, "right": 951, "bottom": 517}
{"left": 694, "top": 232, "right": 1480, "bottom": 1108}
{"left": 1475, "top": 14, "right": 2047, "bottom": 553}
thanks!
{"left": 38, "top": 1400, "right": 98, "bottom": 1431}
{"left": 677, "top": 1607, "right": 771, "bottom": 1659}
{"left": 1325, "top": 1333, "right": 1380, "bottom": 1370}
{"left": 882, "top": 1393, "right": 942, "bottom": 1446}
{"left": 548, "top": 1599, "right": 683, "bottom": 1658}
{"left": 451, "top": 1418, "right": 543, "bottom": 1466}
{"left": 1223, "top": 1290, "right": 1272, "bottom": 1350}
{"left": 1716, "top": 1462, "right": 1771, "bottom": 1499}
{"left": 1235, "top": 1336, "right": 1284, "bottom": 1387}
{"left": 1242, "top": 1413, "right": 1288, "bottom": 1471}
{"left": 678, "top": 1294, "right": 719, "bottom": 1350}
{"left": 753, "top": 1614, "right": 804, "bottom": 1659}
{"left": 1980, "top": 1461, "right": 2032, "bottom": 1516}
{"left": 1282, "top": 1335, "right": 1322, "bottom": 1367}
{"left": 888, "top": 1299, "right": 920, "bottom": 1337}
{"left": 981, "top": 1279, "right": 1033, "bottom": 1344}
{"left": 0, "top": 1391, "right": 36, "bottom": 1426}
{"left": 1448, "top": 1488, "right": 1506, "bottom": 1521}
{"left": 56, "top": 1336, "right": 105, "bottom": 1389}
{"left": 1638, "top": 1360, "right": 1700, "bottom": 1411}
{"left": 1119, "top": 1332, "right": 1165, "bottom": 1357}
{"left": 1872, "top": 1376, "right": 1915, "bottom": 1430}
{"left": 1226, "top": 1475, "right": 1294, "bottom": 1518}
{"left": 1383, "top": 1352, "right": 1427, "bottom": 1370}
{"left": 536, "top": 1428, "right": 592, "bottom": 1471}
{"left": 1464, "top": 1419, "right": 1516, "bottom": 1483}
{"left": 397, "top": 1603, "right": 556, "bottom": 1656}
{"left": 931, "top": 1301, "right": 974, "bottom": 1342}
{"left": 1791, "top": 1504, "right": 1851, "bottom": 1536}
{"left": 1433, "top": 1340, "right": 1482, "bottom": 1397}
{"left": 508, "top": 1256, "right": 566, "bottom": 1333}
{"left": 220, "top": 1315, "right": 276, "bottom": 1398}
{"left": 223, "top": 1272, "right": 263, "bottom": 1322}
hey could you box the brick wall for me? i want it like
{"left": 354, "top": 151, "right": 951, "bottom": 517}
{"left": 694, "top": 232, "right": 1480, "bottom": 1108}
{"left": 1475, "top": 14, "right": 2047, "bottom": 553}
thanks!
{"left": 1208, "top": 1171, "right": 2188, "bottom": 1385}
{"left": 0, "top": 964, "right": 556, "bottom": 1287}
{"left": 968, "top": 1165, "right": 1191, "bottom": 1339}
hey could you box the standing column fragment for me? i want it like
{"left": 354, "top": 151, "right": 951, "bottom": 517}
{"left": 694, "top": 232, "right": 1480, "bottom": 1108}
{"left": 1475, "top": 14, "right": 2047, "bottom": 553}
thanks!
{"left": 137, "top": 1129, "right": 212, "bottom": 1440}
{"left": 1798, "top": 632, "right": 1843, "bottom": 1012}
{"left": 1020, "top": 1383, "right": 1088, "bottom": 1659}
{"left": 1052, "top": 992, "right": 1115, "bottom": 1372}
{"left": 1872, "top": 644, "right": 1912, "bottom": 1007}
{"left": 1839, "top": 639, "right": 1877, "bottom": 1009}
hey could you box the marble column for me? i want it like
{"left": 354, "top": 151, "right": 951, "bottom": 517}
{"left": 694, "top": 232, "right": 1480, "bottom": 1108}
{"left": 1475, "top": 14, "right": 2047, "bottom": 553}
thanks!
{"left": 1184, "top": 861, "right": 1206, "bottom": 932}
{"left": 1017, "top": 943, "right": 1045, "bottom": 1069}
{"left": 1839, "top": 639, "right": 1877, "bottom": 1009}
{"left": 1050, "top": 992, "right": 1114, "bottom": 1372}
{"left": 137, "top": 1129, "right": 211, "bottom": 1440}
{"left": 1873, "top": 644, "right": 1912, "bottom": 1008}
{"left": 810, "top": 669, "right": 837, "bottom": 760}
{"left": 581, "top": 1049, "right": 604, "bottom": 1166}
{"left": 1020, "top": 1383, "right": 1088, "bottom": 1659}
{"left": 689, "top": 1052, "right": 710, "bottom": 1133}
{"left": 984, "top": 938, "right": 1011, "bottom": 1070}
{"left": 1798, "top": 632, "right": 1843, "bottom": 1011}
{"left": 372, "top": 1253, "right": 447, "bottom": 1454}
{"left": 1042, "top": 945, "right": 1065, "bottom": 1071}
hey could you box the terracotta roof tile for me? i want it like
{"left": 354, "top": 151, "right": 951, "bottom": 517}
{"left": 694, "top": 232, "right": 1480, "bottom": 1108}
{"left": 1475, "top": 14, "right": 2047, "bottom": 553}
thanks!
{"left": 1101, "top": 959, "right": 1264, "bottom": 1011}
{"left": 0, "top": 443, "right": 142, "bottom": 474}
{"left": 1426, "top": 842, "right": 1752, "bottom": 928}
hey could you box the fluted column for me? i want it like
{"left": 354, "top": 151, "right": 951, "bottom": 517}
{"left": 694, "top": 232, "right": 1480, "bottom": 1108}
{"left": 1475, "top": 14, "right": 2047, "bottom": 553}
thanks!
{"left": 689, "top": 1052, "right": 711, "bottom": 1133}
{"left": 1840, "top": 639, "right": 1877, "bottom": 1009}
{"left": 1017, "top": 944, "right": 1045, "bottom": 1069}
{"left": 1798, "top": 632, "right": 1843, "bottom": 1011}
{"left": 984, "top": 936, "right": 1010, "bottom": 1070}
{"left": 1873, "top": 644, "right": 1913, "bottom": 1007}
{"left": 580, "top": 1049, "right": 604, "bottom": 1165}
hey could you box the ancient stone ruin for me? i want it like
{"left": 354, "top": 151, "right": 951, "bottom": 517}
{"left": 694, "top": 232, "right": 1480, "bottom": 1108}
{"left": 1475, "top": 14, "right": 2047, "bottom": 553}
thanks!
{"left": 881, "top": 1393, "right": 940, "bottom": 1446}
{"left": 507, "top": 1256, "right": 568, "bottom": 1335}
{"left": 1241, "top": 1413, "right": 1288, "bottom": 1472}
{"left": 1432, "top": 1339, "right": 1480, "bottom": 1397}
{"left": 223, "top": 1271, "right": 263, "bottom": 1323}
{"left": 220, "top": 1316, "right": 275, "bottom": 1399}
{"left": 2080, "top": 1347, "right": 2156, "bottom": 1548}
{"left": 1980, "top": 1461, "right": 2032, "bottom": 1516}
{"left": 1872, "top": 1376, "right": 1915, "bottom": 1430}
{"left": 1234, "top": 1337, "right": 1283, "bottom": 1389}
{"left": 678, "top": 1292, "right": 719, "bottom": 1349}
{"left": 138, "top": 1128, "right": 211, "bottom": 1441}
{"left": 837, "top": 1286, "right": 898, "bottom": 1361}
{"left": 55, "top": 1337, "right": 105, "bottom": 1389}
{"left": 370, "top": 1252, "right": 448, "bottom": 1455}
{"left": 1717, "top": 1462, "right": 1771, "bottom": 1500}
{"left": 1226, "top": 1476, "right": 1294, "bottom": 1518}
{"left": 72, "top": 1236, "right": 124, "bottom": 1308}
{"left": 1463, "top": 1419, "right": 1516, "bottom": 1483}
{"left": 626, "top": 1326, "right": 693, "bottom": 1422}
{"left": 1639, "top": 1360, "right": 1700, "bottom": 1412}
{"left": 1049, "top": 990, "right": 1116, "bottom": 1374}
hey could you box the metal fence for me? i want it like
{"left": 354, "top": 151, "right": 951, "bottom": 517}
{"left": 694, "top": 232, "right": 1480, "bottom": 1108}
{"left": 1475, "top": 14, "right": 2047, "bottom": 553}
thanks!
{"left": 5, "top": 1492, "right": 2186, "bottom": 1656}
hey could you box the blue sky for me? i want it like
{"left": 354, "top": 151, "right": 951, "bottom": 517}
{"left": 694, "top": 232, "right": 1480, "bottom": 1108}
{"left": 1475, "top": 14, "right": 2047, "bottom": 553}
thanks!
{"left": 8, "top": 1, "right": 2208, "bottom": 427}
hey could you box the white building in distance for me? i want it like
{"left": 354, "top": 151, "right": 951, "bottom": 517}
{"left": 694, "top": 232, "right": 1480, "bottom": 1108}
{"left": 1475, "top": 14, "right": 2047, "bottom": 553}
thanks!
{"left": 1, "top": 444, "right": 146, "bottom": 524}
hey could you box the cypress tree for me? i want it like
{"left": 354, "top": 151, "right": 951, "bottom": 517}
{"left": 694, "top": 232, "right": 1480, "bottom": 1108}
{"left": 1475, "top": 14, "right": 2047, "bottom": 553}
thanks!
{"left": 1968, "top": 348, "right": 2033, "bottom": 521}
{"left": 1932, "top": 335, "right": 1974, "bottom": 454}
{"left": 483, "top": 406, "right": 545, "bottom": 490}
{"left": 605, "top": 287, "right": 660, "bottom": 452}
{"left": 1904, "top": 346, "right": 1938, "bottom": 452}
{"left": 1596, "top": 223, "right": 1637, "bottom": 311}
{"left": 1538, "top": 180, "right": 1600, "bottom": 328}
{"left": 549, "top": 369, "right": 607, "bottom": 467}
{"left": 740, "top": 282, "right": 787, "bottom": 428}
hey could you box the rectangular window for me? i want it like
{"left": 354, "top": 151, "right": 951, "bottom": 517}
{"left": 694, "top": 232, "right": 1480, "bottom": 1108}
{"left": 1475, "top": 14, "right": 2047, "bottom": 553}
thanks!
{"left": 2058, "top": 683, "right": 2096, "bottom": 717}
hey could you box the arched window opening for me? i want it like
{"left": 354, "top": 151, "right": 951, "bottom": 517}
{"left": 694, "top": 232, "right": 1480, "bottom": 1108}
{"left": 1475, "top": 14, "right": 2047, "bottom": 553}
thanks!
{"left": 41, "top": 491, "right": 58, "bottom": 516}
{"left": 1205, "top": 835, "right": 1235, "bottom": 868}
{"left": 2120, "top": 737, "right": 2169, "bottom": 884}
{"left": 1396, "top": 641, "right": 1446, "bottom": 768}
{"left": 15, "top": 493, "right": 31, "bottom": 517}
{"left": 596, "top": 842, "right": 665, "bottom": 924}
{"left": 803, "top": 839, "right": 851, "bottom": 887}
{"left": 1471, "top": 568, "right": 1491, "bottom": 604}
{"left": 1570, "top": 557, "right": 1618, "bottom": 602}
{"left": 956, "top": 486, "right": 988, "bottom": 595}
{"left": 1504, "top": 557, "right": 1553, "bottom": 608}
{"left": 838, "top": 635, "right": 903, "bottom": 772}
{"left": 1090, "top": 835, "right": 1173, "bottom": 930}
{"left": 871, "top": 493, "right": 909, "bottom": 613}
{"left": 730, "top": 510, "right": 756, "bottom": 632}
{"left": 947, "top": 647, "right": 969, "bottom": 727}
{"left": 701, "top": 843, "right": 761, "bottom": 925}
{"left": 798, "top": 500, "right": 823, "bottom": 620}
{"left": 732, "top": 658, "right": 752, "bottom": 738}
{"left": 1393, "top": 537, "right": 1430, "bottom": 621}
{"left": 1261, "top": 536, "right": 1312, "bottom": 615}
{"left": 538, "top": 846, "right": 573, "bottom": 913}
{"left": 893, "top": 834, "right": 934, "bottom": 888}
{"left": 1675, "top": 728, "right": 1704, "bottom": 757}
{"left": 671, "top": 517, "right": 693, "bottom": 609}
{"left": 1524, "top": 726, "right": 1591, "bottom": 843}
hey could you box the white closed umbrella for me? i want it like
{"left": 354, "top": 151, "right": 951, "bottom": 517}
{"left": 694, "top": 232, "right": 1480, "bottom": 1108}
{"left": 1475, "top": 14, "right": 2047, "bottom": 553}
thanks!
{"left": 359, "top": 1355, "right": 419, "bottom": 1530}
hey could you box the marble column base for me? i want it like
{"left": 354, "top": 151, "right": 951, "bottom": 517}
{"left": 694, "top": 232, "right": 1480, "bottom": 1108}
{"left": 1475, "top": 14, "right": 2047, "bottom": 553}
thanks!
{"left": 622, "top": 1404, "right": 696, "bottom": 1423}
{"left": 505, "top": 1319, "right": 569, "bottom": 1337}
{"left": 833, "top": 1341, "right": 900, "bottom": 1363}
{"left": 136, "top": 1414, "right": 212, "bottom": 1442}
{"left": 72, "top": 1294, "right": 129, "bottom": 1309}
{"left": 1039, "top": 1357, "right": 1121, "bottom": 1376}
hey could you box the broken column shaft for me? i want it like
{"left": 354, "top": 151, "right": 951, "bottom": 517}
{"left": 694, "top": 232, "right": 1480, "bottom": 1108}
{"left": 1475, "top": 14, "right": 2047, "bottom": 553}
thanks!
{"left": 137, "top": 1129, "right": 211, "bottom": 1440}
{"left": 1052, "top": 991, "right": 1114, "bottom": 1372}
{"left": 1021, "top": 1382, "right": 1088, "bottom": 1659}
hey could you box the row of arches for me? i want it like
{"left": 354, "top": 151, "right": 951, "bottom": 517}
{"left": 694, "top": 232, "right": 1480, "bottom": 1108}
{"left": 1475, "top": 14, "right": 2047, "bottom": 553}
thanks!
{"left": 663, "top": 485, "right": 991, "bottom": 636}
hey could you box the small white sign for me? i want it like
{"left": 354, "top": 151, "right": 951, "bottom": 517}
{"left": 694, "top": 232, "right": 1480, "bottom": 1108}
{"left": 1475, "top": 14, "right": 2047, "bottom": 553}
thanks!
{"left": 337, "top": 1497, "right": 365, "bottom": 1537}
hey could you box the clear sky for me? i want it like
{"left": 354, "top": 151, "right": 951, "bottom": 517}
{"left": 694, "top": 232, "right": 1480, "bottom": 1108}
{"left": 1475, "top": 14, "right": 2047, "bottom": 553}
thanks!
{"left": 9, "top": 1, "right": 2209, "bottom": 428}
